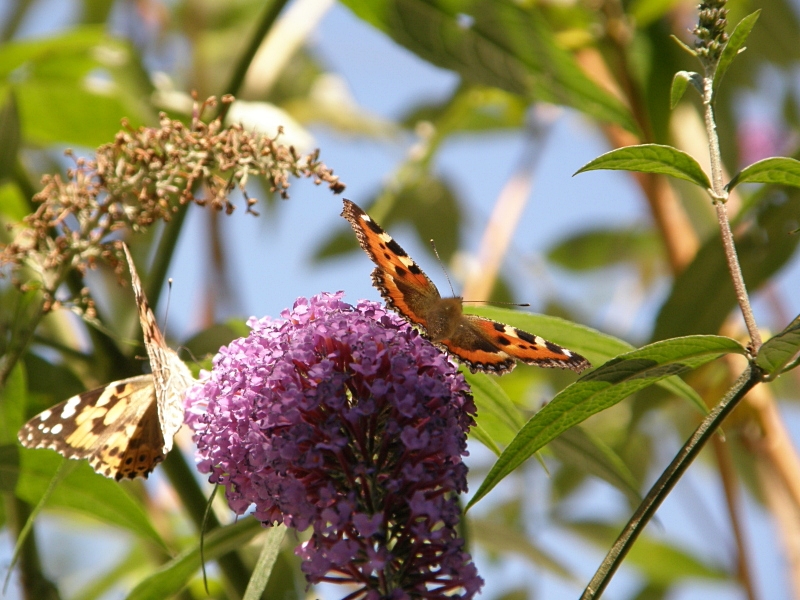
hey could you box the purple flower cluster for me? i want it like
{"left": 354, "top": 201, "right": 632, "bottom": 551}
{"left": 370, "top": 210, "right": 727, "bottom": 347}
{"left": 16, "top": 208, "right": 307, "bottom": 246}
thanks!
{"left": 185, "top": 292, "right": 483, "bottom": 599}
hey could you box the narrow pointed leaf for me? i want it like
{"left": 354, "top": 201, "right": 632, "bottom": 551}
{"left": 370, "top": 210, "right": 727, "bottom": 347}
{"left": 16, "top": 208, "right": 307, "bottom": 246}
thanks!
{"left": 713, "top": 10, "right": 761, "bottom": 92}
{"left": 127, "top": 518, "right": 263, "bottom": 600}
{"left": 757, "top": 314, "right": 800, "bottom": 376}
{"left": 566, "top": 520, "right": 729, "bottom": 584}
{"left": 670, "top": 71, "right": 701, "bottom": 108}
{"left": 726, "top": 157, "right": 800, "bottom": 191}
{"left": 467, "top": 335, "right": 745, "bottom": 508}
{"left": 0, "top": 92, "right": 21, "bottom": 181}
{"left": 465, "top": 371, "right": 525, "bottom": 447}
{"left": 467, "top": 307, "right": 706, "bottom": 412}
{"left": 243, "top": 526, "right": 287, "bottom": 600}
{"left": 14, "top": 449, "right": 165, "bottom": 549}
{"left": 549, "top": 426, "right": 640, "bottom": 505}
{"left": 575, "top": 144, "right": 710, "bottom": 189}
{"left": 470, "top": 518, "right": 575, "bottom": 580}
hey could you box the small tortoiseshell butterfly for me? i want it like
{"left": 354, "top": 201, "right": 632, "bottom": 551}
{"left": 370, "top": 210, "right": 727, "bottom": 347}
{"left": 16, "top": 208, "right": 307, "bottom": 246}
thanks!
{"left": 18, "top": 243, "right": 193, "bottom": 480}
{"left": 342, "top": 199, "right": 591, "bottom": 375}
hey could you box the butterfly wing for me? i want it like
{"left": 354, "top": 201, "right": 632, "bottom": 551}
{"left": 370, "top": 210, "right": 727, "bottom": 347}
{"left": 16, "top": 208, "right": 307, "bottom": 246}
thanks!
{"left": 123, "top": 244, "right": 194, "bottom": 454}
{"left": 18, "top": 375, "right": 169, "bottom": 480}
{"left": 341, "top": 199, "right": 441, "bottom": 328}
{"left": 441, "top": 315, "right": 591, "bottom": 375}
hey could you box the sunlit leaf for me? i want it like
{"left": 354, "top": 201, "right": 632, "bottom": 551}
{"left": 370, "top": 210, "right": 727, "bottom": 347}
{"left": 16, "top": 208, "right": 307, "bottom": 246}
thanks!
{"left": 670, "top": 71, "right": 702, "bottom": 108}
{"left": 726, "top": 157, "right": 800, "bottom": 191}
{"left": 465, "top": 371, "right": 525, "bottom": 449}
{"left": 243, "top": 526, "right": 287, "bottom": 600}
{"left": 402, "top": 86, "right": 528, "bottom": 134}
{"left": 127, "top": 518, "right": 264, "bottom": 600}
{"left": 549, "top": 426, "right": 640, "bottom": 505}
{"left": 566, "top": 520, "right": 729, "bottom": 585}
{"left": 757, "top": 314, "right": 800, "bottom": 377}
{"left": 713, "top": 10, "right": 761, "bottom": 93}
{"left": 575, "top": 144, "right": 711, "bottom": 189}
{"left": 466, "top": 307, "right": 706, "bottom": 411}
{"left": 0, "top": 92, "right": 21, "bottom": 181}
{"left": 0, "top": 362, "right": 26, "bottom": 445}
{"left": 341, "top": 0, "right": 636, "bottom": 131}
{"left": 467, "top": 335, "right": 745, "bottom": 508}
{"left": 470, "top": 518, "right": 575, "bottom": 580}
{"left": 546, "top": 227, "right": 661, "bottom": 272}
{"left": 14, "top": 449, "right": 165, "bottom": 549}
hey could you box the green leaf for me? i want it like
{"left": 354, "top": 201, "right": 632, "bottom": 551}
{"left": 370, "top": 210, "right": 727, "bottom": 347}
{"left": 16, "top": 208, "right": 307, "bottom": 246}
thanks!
{"left": 243, "top": 526, "right": 287, "bottom": 600}
{"left": 0, "top": 445, "right": 20, "bottom": 493}
{"left": 713, "top": 10, "right": 761, "bottom": 93}
{"left": 653, "top": 191, "right": 800, "bottom": 340}
{"left": 469, "top": 422, "right": 503, "bottom": 455}
{"left": 566, "top": 520, "right": 729, "bottom": 585}
{"left": 465, "top": 371, "right": 525, "bottom": 448}
{"left": 575, "top": 144, "right": 711, "bottom": 189}
{"left": 757, "top": 314, "right": 800, "bottom": 377}
{"left": 670, "top": 34, "right": 698, "bottom": 59}
{"left": 0, "top": 182, "right": 29, "bottom": 222}
{"left": 470, "top": 518, "right": 575, "bottom": 580}
{"left": 402, "top": 86, "right": 528, "bottom": 135}
{"left": 726, "top": 157, "right": 800, "bottom": 191}
{"left": 127, "top": 518, "right": 264, "bottom": 600}
{"left": 546, "top": 227, "right": 661, "bottom": 272}
{"left": 0, "top": 362, "right": 26, "bottom": 445}
{"left": 14, "top": 449, "right": 166, "bottom": 549}
{"left": 0, "top": 91, "right": 21, "bottom": 181}
{"left": 548, "top": 426, "right": 640, "bottom": 506}
{"left": 467, "top": 335, "right": 745, "bottom": 508}
{"left": 340, "top": 0, "right": 636, "bottom": 132}
{"left": 16, "top": 82, "right": 144, "bottom": 148}
{"left": 465, "top": 307, "right": 706, "bottom": 412}
{"left": 183, "top": 321, "right": 247, "bottom": 360}
{"left": 629, "top": 0, "right": 684, "bottom": 28}
{"left": 0, "top": 27, "right": 152, "bottom": 147}
{"left": 670, "top": 71, "right": 702, "bottom": 108}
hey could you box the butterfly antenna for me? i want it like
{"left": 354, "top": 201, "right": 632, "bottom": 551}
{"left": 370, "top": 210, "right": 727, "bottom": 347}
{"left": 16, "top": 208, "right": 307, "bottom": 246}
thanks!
{"left": 429, "top": 239, "right": 457, "bottom": 297}
{"left": 462, "top": 299, "right": 531, "bottom": 307}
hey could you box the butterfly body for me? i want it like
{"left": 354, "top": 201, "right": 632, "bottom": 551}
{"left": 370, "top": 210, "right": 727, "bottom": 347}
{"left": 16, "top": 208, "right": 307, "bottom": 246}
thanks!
{"left": 18, "top": 244, "right": 193, "bottom": 480}
{"left": 342, "top": 199, "right": 590, "bottom": 375}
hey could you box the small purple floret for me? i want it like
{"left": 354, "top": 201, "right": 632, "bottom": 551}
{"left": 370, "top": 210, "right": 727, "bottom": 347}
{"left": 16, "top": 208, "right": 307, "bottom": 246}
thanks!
{"left": 185, "top": 292, "right": 483, "bottom": 598}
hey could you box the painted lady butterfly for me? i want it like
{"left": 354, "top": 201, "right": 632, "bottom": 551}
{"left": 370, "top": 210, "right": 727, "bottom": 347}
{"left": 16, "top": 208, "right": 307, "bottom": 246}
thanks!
{"left": 342, "top": 199, "right": 590, "bottom": 375}
{"left": 17, "top": 243, "right": 194, "bottom": 480}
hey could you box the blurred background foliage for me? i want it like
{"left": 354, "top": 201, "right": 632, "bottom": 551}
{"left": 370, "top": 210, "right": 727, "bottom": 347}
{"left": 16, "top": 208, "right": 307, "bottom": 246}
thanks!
{"left": 1, "top": 0, "right": 800, "bottom": 599}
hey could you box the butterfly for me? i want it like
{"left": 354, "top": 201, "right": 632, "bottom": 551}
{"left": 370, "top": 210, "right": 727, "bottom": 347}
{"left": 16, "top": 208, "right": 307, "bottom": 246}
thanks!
{"left": 342, "top": 199, "right": 591, "bottom": 375}
{"left": 17, "top": 243, "right": 194, "bottom": 480}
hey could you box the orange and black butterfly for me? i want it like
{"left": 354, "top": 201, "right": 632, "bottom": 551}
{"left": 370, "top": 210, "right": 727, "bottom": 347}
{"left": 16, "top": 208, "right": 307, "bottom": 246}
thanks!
{"left": 341, "top": 199, "right": 590, "bottom": 375}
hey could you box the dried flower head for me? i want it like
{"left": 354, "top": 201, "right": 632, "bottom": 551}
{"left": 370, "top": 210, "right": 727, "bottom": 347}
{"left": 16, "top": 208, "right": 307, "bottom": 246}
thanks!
{"left": 0, "top": 95, "right": 344, "bottom": 309}
{"left": 185, "top": 292, "right": 483, "bottom": 599}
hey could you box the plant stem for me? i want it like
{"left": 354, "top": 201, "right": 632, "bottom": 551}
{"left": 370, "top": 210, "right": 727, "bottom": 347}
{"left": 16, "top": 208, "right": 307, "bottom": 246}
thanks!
{"left": 702, "top": 77, "right": 763, "bottom": 352}
{"left": 580, "top": 364, "right": 763, "bottom": 600}
{"left": 221, "top": 0, "right": 292, "bottom": 101}
{"left": 162, "top": 448, "right": 251, "bottom": 598}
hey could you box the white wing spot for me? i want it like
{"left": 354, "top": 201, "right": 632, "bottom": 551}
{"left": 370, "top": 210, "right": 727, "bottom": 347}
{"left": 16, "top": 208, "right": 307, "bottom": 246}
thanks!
{"left": 50, "top": 423, "right": 63, "bottom": 435}
{"left": 39, "top": 410, "right": 52, "bottom": 420}
{"left": 60, "top": 397, "right": 82, "bottom": 419}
